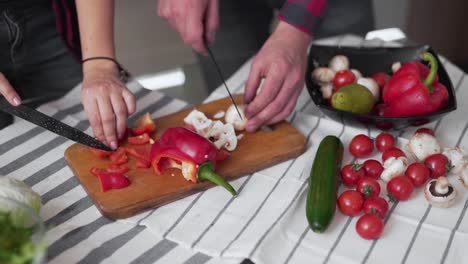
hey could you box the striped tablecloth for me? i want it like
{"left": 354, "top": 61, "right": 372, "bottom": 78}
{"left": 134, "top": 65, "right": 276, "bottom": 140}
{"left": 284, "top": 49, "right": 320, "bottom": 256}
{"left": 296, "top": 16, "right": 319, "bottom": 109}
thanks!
{"left": 1, "top": 34, "right": 467, "bottom": 264}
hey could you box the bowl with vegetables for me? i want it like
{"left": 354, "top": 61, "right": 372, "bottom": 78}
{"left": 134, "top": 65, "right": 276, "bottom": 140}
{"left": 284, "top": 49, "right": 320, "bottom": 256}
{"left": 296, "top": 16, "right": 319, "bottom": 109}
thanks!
{"left": 0, "top": 178, "right": 46, "bottom": 264}
{"left": 305, "top": 44, "right": 457, "bottom": 130}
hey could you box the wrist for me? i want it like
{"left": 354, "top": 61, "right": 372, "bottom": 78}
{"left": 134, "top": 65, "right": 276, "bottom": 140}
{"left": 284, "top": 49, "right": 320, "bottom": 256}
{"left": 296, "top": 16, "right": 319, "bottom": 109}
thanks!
{"left": 82, "top": 58, "right": 120, "bottom": 78}
{"left": 275, "top": 21, "right": 312, "bottom": 49}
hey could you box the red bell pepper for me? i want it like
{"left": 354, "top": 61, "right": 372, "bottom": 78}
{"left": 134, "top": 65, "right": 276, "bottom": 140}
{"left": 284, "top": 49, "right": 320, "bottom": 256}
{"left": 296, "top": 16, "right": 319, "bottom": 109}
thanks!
{"left": 150, "top": 127, "right": 237, "bottom": 196}
{"left": 382, "top": 52, "right": 449, "bottom": 117}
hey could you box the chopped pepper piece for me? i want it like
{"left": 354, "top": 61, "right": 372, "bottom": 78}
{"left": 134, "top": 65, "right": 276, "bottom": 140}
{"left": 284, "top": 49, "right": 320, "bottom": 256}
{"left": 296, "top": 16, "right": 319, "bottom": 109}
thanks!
{"left": 97, "top": 172, "right": 130, "bottom": 192}
{"left": 150, "top": 127, "right": 237, "bottom": 196}
{"left": 131, "top": 113, "right": 156, "bottom": 136}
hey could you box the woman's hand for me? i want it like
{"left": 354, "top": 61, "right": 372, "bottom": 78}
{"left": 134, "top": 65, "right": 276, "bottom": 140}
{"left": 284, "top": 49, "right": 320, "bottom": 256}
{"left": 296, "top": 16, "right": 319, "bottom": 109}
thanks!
{"left": 0, "top": 73, "right": 21, "bottom": 106}
{"left": 158, "top": 0, "right": 219, "bottom": 54}
{"left": 81, "top": 60, "right": 136, "bottom": 149}
{"left": 243, "top": 22, "right": 311, "bottom": 132}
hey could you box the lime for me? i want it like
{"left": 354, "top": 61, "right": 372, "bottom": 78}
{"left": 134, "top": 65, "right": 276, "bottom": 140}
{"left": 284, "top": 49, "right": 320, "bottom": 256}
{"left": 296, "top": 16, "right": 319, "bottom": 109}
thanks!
{"left": 331, "top": 84, "right": 374, "bottom": 114}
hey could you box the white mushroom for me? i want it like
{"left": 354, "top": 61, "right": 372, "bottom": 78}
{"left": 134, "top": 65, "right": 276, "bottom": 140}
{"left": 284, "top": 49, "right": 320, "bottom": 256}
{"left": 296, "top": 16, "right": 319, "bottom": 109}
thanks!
{"left": 311, "top": 67, "right": 335, "bottom": 85}
{"left": 205, "top": 120, "right": 225, "bottom": 141}
{"left": 225, "top": 104, "right": 247, "bottom": 131}
{"left": 184, "top": 109, "right": 213, "bottom": 135}
{"left": 357, "top": 77, "right": 380, "bottom": 102}
{"left": 407, "top": 132, "right": 441, "bottom": 161}
{"left": 212, "top": 123, "right": 237, "bottom": 151}
{"left": 351, "top": 69, "right": 362, "bottom": 79}
{"left": 329, "top": 55, "right": 349, "bottom": 72}
{"left": 442, "top": 147, "right": 467, "bottom": 174}
{"left": 424, "top": 176, "right": 457, "bottom": 208}
{"left": 380, "top": 156, "right": 408, "bottom": 182}
{"left": 392, "top": 62, "right": 402, "bottom": 73}
{"left": 320, "top": 83, "right": 334, "bottom": 99}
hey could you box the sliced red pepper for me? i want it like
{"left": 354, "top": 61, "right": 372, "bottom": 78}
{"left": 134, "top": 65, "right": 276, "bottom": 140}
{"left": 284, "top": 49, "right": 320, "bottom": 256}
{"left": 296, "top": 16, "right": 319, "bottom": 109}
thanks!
{"left": 110, "top": 147, "right": 128, "bottom": 165}
{"left": 88, "top": 147, "right": 112, "bottom": 158}
{"left": 90, "top": 166, "right": 130, "bottom": 177}
{"left": 136, "top": 159, "right": 151, "bottom": 168}
{"left": 128, "top": 133, "right": 151, "bottom": 145}
{"left": 125, "top": 146, "right": 151, "bottom": 162}
{"left": 97, "top": 172, "right": 130, "bottom": 192}
{"left": 107, "top": 165, "right": 130, "bottom": 174}
{"left": 131, "top": 113, "right": 156, "bottom": 136}
{"left": 150, "top": 127, "right": 236, "bottom": 195}
{"left": 90, "top": 167, "right": 106, "bottom": 177}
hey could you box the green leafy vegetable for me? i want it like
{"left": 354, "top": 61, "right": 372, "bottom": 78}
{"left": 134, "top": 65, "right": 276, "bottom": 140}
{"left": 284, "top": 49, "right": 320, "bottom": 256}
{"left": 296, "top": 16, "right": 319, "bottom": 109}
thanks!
{"left": 0, "top": 211, "right": 44, "bottom": 264}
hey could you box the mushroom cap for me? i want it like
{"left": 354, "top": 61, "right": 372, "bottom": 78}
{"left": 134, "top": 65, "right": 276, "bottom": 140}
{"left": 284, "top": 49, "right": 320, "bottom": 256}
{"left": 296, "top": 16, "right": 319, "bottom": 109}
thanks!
{"left": 424, "top": 178, "right": 457, "bottom": 208}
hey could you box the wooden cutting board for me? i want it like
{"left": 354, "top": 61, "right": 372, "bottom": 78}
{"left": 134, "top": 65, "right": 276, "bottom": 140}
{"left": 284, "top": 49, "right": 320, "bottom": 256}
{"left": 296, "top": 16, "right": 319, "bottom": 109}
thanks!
{"left": 65, "top": 96, "right": 307, "bottom": 219}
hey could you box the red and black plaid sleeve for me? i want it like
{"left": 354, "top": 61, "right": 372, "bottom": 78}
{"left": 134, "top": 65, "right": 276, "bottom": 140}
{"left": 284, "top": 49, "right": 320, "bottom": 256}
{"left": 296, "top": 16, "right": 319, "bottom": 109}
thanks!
{"left": 278, "top": 0, "right": 327, "bottom": 36}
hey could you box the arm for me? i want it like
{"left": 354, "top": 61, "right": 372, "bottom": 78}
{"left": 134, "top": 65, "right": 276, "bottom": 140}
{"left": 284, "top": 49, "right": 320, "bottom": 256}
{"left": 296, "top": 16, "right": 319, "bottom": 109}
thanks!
{"left": 76, "top": 0, "right": 136, "bottom": 149}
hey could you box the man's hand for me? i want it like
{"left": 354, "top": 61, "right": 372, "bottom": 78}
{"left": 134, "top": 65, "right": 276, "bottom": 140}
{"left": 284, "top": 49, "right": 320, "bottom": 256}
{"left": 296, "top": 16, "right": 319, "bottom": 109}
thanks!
{"left": 244, "top": 22, "right": 311, "bottom": 132}
{"left": 158, "top": 0, "right": 219, "bottom": 55}
{"left": 0, "top": 73, "right": 21, "bottom": 106}
{"left": 81, "top": 61, "right": 136, "bottom": 150}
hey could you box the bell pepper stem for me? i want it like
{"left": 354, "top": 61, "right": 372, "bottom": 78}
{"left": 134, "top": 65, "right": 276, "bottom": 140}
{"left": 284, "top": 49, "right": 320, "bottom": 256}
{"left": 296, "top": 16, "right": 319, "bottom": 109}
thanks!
{"left": 198, "top": 162, "right": 237, "bottom": 196}
{"left": 422, "top": 52, "right": 438, "bottom": 91}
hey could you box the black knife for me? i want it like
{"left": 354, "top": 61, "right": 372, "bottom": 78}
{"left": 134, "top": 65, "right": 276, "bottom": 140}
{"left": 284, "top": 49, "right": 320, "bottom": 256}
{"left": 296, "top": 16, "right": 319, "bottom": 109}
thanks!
{"left": 205, "top": 41, "right": 243, "bottom": 120}
{"left": 0, "top": 97, "right": 112, "bottom": 151}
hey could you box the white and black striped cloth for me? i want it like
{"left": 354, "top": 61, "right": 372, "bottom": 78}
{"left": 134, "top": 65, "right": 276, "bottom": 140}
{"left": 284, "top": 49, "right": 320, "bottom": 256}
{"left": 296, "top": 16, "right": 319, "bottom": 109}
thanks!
{"left": 1, "top": 35, "right": 467, "bottom": 264}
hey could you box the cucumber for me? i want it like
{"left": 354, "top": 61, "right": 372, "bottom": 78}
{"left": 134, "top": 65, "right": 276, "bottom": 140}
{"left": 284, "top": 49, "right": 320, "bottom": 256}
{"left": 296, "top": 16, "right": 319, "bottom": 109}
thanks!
{"left": 306, "top": 135, "right": 343, "bottom": 233}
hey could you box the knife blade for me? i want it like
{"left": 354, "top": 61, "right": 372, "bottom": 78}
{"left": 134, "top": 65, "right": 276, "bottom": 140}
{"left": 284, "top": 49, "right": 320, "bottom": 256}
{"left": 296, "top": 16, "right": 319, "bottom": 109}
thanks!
{"left": 0, "top": 97, "right": 112, "bottom": 151}
{"left": 205, "top": 45, "right": 243, "bottom": 120}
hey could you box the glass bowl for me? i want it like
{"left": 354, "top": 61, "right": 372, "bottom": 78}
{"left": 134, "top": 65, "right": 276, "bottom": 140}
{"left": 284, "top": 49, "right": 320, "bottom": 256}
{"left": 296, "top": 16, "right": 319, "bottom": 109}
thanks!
{"left": 0, "top": 196, "right": 46, "bottom": 264}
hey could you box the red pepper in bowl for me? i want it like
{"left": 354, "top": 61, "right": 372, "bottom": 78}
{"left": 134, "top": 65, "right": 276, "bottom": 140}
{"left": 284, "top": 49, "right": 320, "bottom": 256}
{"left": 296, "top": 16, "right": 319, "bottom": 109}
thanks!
{"left": 382, "top": 52, "right": 448, "bottom": 117}
{"left": 150, "top": 127, "right": 237, "bottom": 196}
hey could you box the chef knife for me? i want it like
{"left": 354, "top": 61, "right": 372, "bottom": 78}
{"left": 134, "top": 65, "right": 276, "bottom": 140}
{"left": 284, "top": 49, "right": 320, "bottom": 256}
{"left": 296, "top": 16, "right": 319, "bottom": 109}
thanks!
{"left": 0, "top": 97, "right": 112, "bottom": 151}
{"left": 205, "top": 44, "right": 243, "bottom": 120}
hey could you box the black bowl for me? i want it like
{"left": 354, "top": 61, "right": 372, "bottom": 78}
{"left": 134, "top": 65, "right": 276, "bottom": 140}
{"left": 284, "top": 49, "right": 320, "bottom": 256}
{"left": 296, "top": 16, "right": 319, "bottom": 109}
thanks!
{"left": 305, "top": 44, "right": 457, "bottom": 130}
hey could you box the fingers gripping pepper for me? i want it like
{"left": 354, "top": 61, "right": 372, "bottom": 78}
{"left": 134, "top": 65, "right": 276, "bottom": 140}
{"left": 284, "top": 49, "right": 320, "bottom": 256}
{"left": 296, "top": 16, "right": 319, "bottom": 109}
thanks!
{"left": 382, "top": 52, "right": 449, "bottom": 117}
{"left": 150, "top": 127, "right": 237, "bottom": 196}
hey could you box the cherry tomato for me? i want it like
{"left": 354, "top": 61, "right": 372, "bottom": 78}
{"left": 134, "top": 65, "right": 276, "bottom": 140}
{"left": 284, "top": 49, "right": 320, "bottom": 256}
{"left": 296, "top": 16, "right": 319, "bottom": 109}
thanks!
{"left": 356, "top": 214, "right": 384, "bottom": 240}
{"left": 405, "top": 162, "right": 430, "bottom": 187}
{"left": 341, "top": 163, "right": 365, "bottom": 187}
{"left": 333, "top": 70, "right": 356, "bottom": 90}
{"left": 382, "top": 147, "right": 406, "bottom": 162}
{"left": 337, "top": 190, "right": 364, "bottom": 216}
{"left": 356, "top": 177, "right": 381, "bottom": 198}
{"left": 415, "top": 127, "right": 435, "bottom": 137}
{"left": 363, "top": 159, "right": 384, "bottom": 179}
{"left": 375, "top": 132, "right": 396, "bottom": 152}
{"left": 349, "top": 134, "right": 374, "bottom": 158}
{"left": 372, "top": 72, "right": 390, "bottom": 90}
{"left": 387, "top": 175, "right": 414, "bottom": 201}
{"left": 363, "top": 196, "right": 389, "bottom": 218}
{"left": 424, "top": 153, "right": 452, "bottom": 178}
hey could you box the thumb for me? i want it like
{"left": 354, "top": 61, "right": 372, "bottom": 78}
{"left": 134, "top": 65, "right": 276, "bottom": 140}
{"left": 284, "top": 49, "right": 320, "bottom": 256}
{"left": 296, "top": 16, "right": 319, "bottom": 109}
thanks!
{"left": 0, "top": 73, "right": 20, "bottom": 106}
